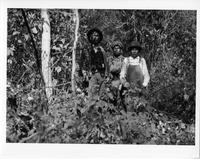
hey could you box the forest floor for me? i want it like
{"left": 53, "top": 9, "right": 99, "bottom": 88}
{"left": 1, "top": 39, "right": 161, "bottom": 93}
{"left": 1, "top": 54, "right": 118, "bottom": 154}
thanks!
{"left": 6, "top": 85, "right": 195, "bottom": 144}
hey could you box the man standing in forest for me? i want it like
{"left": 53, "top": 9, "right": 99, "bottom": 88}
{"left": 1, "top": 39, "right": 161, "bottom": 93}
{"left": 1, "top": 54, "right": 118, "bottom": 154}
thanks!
{"left": 119, "top": 41, "right": 150, "bottom": 111}
{"left": 107, "top": 41, "right": 124, "bottom": 104}
{"left": 82, "top": 28, "right": 108, "bottom": 100}
{"left": 120, "top": 41, "right": 150, "bottom": 89}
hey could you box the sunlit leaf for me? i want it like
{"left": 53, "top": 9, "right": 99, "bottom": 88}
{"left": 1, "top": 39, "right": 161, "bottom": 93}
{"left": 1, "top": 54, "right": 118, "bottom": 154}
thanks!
{"left": 52, "top": 79, "right": 58, "bottom": 86}
{"left": 7, "top": 59, "right": 13, "bottom": 64}
{"left": 32, "top": 27, "right": 38, "bottom": 34}
{"left": 24, "top": 34, "right": 29, "bottom": 41}
{"left": 180, "top": 123, "right": 186, "bottom": 129}
{"left": 18, "top": 39, "right": 22, "bottom": 43}
{"left": 7, "top": 48, "right": 14, "bottom": 56}
{"left": 59, "top": 44, "right": 63, "bottom": 48}
{"left": 60, "top": 39, "right": 65, "bottom": 44}
{"left": 55, "top": 66, "right": 62, "bottom": 73}
{"left": 52, "top": 46, "right": 61, "bottom": 52}
{"left": 184, "top": 94, "right": 189, "bottom": 101}
{"left": 12, "top": 31, "right": 20, "bottom": 36}
{"left": 27, "top": 96, "right": 34, "bottom": 101}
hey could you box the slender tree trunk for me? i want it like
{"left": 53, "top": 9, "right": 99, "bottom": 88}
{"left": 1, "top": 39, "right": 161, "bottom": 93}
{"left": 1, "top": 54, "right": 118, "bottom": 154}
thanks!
{"left": 41, "top": 9, "right": 53, "bottom": 99}
{"left": 71, "top": 9, "right": 80, "bottom": 94}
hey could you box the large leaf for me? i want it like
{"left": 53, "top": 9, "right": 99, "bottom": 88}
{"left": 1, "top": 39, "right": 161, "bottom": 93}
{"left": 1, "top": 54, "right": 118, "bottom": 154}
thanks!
{"left": 52, "top": 46, "right": 61, "bottom": 52}
{"left": 12, "top": 31, "right": 20, "bottom": 36}
{"left": 55, "top": 66, "right": 62, "bottom": 73}
{"left": 7, "top": 48, "right": 14, "bottom": 56}
{"left": 31, "top": 27, "right": 38, "bottom": 34}
{"left": 24, "top": 34, "right": 30, "bottom": 41}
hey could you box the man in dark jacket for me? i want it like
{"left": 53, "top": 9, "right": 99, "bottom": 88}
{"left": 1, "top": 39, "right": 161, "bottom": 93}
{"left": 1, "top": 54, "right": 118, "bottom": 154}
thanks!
{"left": 80, "top": 28, "right": 108, "bottom": 100}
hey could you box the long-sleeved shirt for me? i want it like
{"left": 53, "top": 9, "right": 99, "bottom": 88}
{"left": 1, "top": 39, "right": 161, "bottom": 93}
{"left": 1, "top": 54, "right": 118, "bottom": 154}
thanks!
{"left": 120, "top": 56, "right": 150, "bottom": 87}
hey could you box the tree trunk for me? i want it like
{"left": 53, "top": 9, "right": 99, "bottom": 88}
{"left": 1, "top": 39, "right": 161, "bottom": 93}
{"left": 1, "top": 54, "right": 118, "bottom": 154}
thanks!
{"left": 41, "top": 9, "right": 53, "bottom": 99}
{"left": 71, "top": 9, "right": 80, "bottom": 94}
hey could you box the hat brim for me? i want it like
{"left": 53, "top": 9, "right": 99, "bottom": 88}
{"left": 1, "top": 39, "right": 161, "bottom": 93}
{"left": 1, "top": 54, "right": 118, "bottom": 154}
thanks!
{"left": 128, "top": 46, "right": 142, "bottom": 51}
{"left": 87, "top": 28, "right": 103, "bottom": 44}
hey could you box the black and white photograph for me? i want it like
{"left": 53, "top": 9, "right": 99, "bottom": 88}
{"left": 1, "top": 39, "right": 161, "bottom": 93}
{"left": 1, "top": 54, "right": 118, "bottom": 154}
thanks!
{"left": 1, "top": 0, "right": 200, "bottom": 158}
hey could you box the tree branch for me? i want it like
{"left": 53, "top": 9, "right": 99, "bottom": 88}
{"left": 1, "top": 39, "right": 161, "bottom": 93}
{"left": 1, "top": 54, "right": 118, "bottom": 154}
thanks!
{"left": 21, "top": 9, "right": 41, "bottom": 70}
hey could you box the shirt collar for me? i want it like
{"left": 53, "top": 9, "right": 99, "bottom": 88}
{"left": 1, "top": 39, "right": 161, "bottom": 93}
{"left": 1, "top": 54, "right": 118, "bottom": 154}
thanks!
{"left": 130, "top": 56, "right": 140, "bottom": 60}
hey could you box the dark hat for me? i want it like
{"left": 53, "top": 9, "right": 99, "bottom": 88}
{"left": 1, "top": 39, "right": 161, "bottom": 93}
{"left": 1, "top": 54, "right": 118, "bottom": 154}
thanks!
{"left": 87, "top": 28, "right": 103, "bottom": 44}
{"left": 128, "top": 41, "right": 142, "bottom": 51}
{"left": 111, "top": 41, "right": 123, "bottom": 50}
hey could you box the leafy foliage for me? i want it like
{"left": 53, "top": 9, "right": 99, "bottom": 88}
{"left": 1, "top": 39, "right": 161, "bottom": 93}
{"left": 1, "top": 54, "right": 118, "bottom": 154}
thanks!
{"left": 7, "top": 85, "right": 195, "bottom": 144}
{"left": 7, "top": 9, "right": 196, "bottom": 144}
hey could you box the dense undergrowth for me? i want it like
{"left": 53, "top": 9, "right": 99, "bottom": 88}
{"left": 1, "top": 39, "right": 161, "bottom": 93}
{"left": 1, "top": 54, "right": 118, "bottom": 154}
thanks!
{"left": 6, "top": 81, "right": 195, "bottom": 145}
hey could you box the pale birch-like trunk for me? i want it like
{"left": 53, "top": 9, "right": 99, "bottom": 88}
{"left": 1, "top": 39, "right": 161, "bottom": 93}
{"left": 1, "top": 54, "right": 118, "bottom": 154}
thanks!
{"left": 71, "top": 9, "right": 80, "bottom": 93}
{"left": 41, "top": 9, "right": 53, "bottom": 99}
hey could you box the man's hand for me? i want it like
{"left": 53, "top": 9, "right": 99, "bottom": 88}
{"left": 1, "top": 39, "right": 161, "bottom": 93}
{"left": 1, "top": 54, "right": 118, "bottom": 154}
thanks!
{"left": 142, "top": 81, "right": 148, "bottom": 87}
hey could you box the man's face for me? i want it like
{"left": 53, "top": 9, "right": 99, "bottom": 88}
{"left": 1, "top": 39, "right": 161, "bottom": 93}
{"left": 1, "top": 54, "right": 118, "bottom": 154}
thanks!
{"left": 113, "top": 45, "right": 122, "bottom": 57}
{"left": 91, "top": 31, "right": 100, "bottom": 43}
{"left": 130, "top": 47, "right": 139, "bottom": 58}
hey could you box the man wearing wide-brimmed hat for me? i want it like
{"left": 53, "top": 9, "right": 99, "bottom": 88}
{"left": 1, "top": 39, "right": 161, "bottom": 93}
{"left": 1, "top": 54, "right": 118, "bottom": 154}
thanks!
{"left": 120, "top": 41, "right": 150, "bottom": 88}
{"left": 84, "top": 28, "right": 108, "bottom": 100}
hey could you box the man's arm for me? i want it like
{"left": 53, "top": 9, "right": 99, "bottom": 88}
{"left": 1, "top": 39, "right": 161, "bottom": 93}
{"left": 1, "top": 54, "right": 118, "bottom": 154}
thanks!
{"left": 141, "top": 58, "right": 150, "bottom": 87}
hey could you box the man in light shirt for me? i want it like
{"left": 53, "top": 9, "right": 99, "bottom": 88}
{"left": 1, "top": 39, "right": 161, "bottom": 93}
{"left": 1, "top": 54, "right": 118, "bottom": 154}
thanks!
{"left": 120, "top": 41, "right": 150, "bottom": 89}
